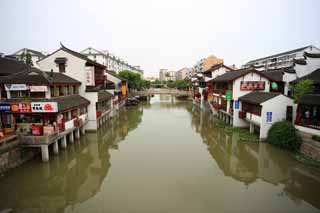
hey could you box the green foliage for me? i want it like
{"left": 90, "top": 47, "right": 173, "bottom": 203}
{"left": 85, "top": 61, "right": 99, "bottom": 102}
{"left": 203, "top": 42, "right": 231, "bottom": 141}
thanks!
{"left": 118, "top": 70, "right": 150, "bottom": 90}
{"left": 292, "top": 79, "right": 315, "bottom": 103}
{"left": 312, "top": 135, "right": 320, "bottom": 142}
{"left": 20, "top": 52, "right": 33, "bottom": 67}
{"left": 166, "top": 80, "right": 175, "bottom": 88}
{"left": 175, "top": 79, "right": 190, "bottom": 90}
{"left": 266, "top": 121, "right": 302, "bottom": 151}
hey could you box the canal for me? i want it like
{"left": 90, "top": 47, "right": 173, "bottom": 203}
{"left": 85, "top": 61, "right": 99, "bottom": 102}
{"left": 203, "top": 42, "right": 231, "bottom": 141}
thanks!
{"left": 0, "top": 95, "right": 319, "bottom": 213}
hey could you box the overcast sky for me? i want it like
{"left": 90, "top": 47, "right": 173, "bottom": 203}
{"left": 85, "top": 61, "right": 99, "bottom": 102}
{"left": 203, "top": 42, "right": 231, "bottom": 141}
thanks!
{"left": 1, "top": 0, "right": 320, "bottom": 77}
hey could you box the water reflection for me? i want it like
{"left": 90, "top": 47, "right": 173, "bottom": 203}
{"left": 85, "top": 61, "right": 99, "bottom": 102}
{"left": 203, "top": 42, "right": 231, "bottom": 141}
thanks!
{"left": 191, "top": 108, "right": 320, "bottom": 210}
{"left": 0, "top": 105, "right": 144, "bottom": 213}
{"left": 0, "top": 96, "right": 319, "bottom": 213}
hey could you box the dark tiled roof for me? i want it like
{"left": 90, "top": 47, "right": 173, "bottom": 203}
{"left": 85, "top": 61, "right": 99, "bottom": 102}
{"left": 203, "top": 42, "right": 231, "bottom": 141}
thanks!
{"left": 299, "top": 94, "right": 320, "bottom": 106}
{"left": 0, "top": 68, "right": 81, "bottom": 84}
{"left": 211, "top": 68, "right": 281, "bottom": 83}
{"left": 266, "top": 66, "right": 296, "bottom": 74}
{"left": 98, "top": 91, "right": 113, "bottom": 102}
{"left": 211, "top": 69, "right": 251, "bottom": 82}
{"left": 85, "top": 85, "right": 104, "bottom": 92}
{"left": 304, "top": 51, "right": 320, "bottom": 58}
{"left": 261, "top": 70, "right": 283, "bottom": 82}
{"left": 239, "top": 92, "right": 280, "bottom": 105}
{"left": 38, "top": 43, "right": 106, "bottom": 68}
{"left": 292, "top": 69, "right": 320, "bottom": 84}
{"left": 246, "top": 45, "right": 313, "bottom": 64}
{"left": 204, "top": 63, "right": 234, "bottom": 73}
{"left": 293, "top": 58, "right": 307, "bottom": 65}
{"left": 6, "top": 95, "right": 90, "bottom": 112}
{"left": 0, "top": 57, "right": 28, "bottom": 76}
{"left": 54, "top": 95, "right": 90, "bottom": 111}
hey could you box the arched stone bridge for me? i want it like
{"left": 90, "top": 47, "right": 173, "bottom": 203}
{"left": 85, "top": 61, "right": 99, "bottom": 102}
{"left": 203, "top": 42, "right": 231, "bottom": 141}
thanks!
{"left": 132, "top": 88, "right": 191, "bottom": 97}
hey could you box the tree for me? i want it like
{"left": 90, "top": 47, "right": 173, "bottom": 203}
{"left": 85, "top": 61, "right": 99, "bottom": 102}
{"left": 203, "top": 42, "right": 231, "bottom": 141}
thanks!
{"left": 292, "top": 79, "right": 315, "bottom": 103}
{"left": 175, "top": 79, "right": 190, "bottom": 90}
{"left": 118, "top": 70, "right": 149, "bottom": 91}
{"left": 20, "top": 52, "right": 33, "bottom": 67}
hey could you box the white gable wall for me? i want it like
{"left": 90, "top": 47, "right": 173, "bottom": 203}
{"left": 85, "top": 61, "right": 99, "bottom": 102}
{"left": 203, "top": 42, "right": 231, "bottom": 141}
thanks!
{"left": 295, "top": 57, "right": 320, "bottom": 78}
{"left": 38, "top": 49, "right": 87, "bottom": 96}
{"left": 260, "top": 95, "right": 295, "bottom": 139}
{"left": 38, "top": 49, "right": 99, "bottom": 130}
{"left": 233, "top": 72, "right": 271, "bottom": 127}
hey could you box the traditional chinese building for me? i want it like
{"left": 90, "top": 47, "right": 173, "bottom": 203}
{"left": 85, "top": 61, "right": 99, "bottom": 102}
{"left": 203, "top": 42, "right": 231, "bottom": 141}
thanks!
{"left": 209, "top": 68, "right": 284, "bottom": 126}
{"left": 0, "top": 67, "right": 90, "bottom": 161}
{"left": 292, "top": 68, "right": 320, "bottom": 136}
{"left": 38, "top": 44, "right": 115, "bottom": 130}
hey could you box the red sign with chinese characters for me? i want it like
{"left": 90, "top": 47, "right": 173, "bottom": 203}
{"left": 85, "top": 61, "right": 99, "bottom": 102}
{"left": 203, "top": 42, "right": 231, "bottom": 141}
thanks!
{"left": 10, "top": 103, "right": 32, "bottom": 113}
{"left": 240, "top": 81, "right": 265, "bottom": 90}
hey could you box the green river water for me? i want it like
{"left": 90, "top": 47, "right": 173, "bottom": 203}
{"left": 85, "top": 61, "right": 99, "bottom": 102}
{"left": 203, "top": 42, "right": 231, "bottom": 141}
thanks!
{"left": 0, "top": 94, "right": 319, "bottom": 213}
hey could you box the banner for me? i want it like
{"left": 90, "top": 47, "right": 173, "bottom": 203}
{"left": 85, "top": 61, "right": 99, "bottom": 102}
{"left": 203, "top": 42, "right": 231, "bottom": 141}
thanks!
{"left": 5, "top": 84, "right": 27, "bottom": 91}
{"left": 31, "top": 102, "right": 58, "bottom": 113}
{"left": 85, "top": 66, "right": 95, "bottom": 86}
{"left": 30, "top": 86, "right": 48, "bottom": 92}
{"left": 0, "top": 103, "right": 11, "bottom": 113}
{"left": 10, "top": 103, "right": 32, "bottom": 113}
{"left": 240, "top": 81, "right": 265, "bottom": 90}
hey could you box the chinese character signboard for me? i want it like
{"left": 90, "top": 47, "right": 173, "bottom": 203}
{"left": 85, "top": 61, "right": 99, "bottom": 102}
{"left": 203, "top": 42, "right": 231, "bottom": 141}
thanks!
{"left": 31, "top": 102, "right": 58, "bottom": 113}
{"left": 240, "top": 81, "right": 265, "bottom": 90}
{"left": 85, "top": 66, "right": 95, "bottom": 86}
{"left": 266, "top": 112, "right": 272, "bottom": 123}
{"left": 10, "top": 103, "right": 32, "bottom": 113}
{"left": 5, "top": 84, "right": 28, "bottom": 91}
{"left": 0, "top": 103, "right": 11, "bottom": 112}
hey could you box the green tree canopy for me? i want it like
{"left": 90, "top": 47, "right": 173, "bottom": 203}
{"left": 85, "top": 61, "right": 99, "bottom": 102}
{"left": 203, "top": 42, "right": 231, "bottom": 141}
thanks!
{"left": 20, "top": 52, "right": 33, "bottom": 67}
{"left": 292, "top": 79, "right": 315, "bottom": 103}
{"left": 118, "top": 70, "right": 150, "bottom": 90}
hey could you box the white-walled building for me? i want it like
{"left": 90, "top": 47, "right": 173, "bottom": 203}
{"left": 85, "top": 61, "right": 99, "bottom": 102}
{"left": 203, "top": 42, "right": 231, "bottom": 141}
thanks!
{"left": 243, "top": 45, "right": 320, "bottom": 70}
{"left": 238, "top": 92, "right": 295, "bottom": 140}
{"left": 81, "top": 47, "right": 143, "bottom": 75}
{"left": 38, "top": 44, "right": 114, "bottom": 130}
{"left": 175, "top": 67, "right": 191, "bottom": 80}
{"left": 159, "top": 69, "right": 168, "bottom": 81}
{"left": 208, "top": 69, "right": 282, "bottom": 125}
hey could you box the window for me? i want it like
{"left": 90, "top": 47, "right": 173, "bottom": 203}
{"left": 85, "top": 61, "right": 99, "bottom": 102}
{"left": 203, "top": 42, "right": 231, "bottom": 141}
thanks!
{"left": 55, "top": 57, "right": 67, "bottom": 73}
{"left": 58, "top": 63, "right": 65, "bottom": 73}
{"left": 10, "top": 90, "right": 27, "bottom": 98}
{"left": 69, "top": 85, "right": 74, "bottom": 95}
{"left": 30, "top": 92, "right": 45, "bottom": 98}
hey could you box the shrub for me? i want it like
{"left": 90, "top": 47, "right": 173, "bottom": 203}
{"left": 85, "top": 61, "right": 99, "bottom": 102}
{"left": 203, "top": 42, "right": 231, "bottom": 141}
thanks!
{"left": 266, "top": 121, "right": 302, "bottom": 151}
